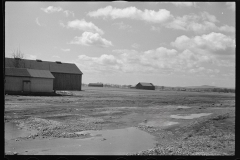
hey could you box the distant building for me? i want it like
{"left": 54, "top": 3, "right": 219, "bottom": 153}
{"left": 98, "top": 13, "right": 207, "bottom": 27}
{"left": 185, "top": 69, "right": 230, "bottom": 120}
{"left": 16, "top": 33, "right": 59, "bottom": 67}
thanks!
{"left": 5, "top": 67, "right": 54, "bottom": 93}
{"left": 5, "top": 58, "right": 83, "bottom": 91}
{"left": 129, "top": 85, "right": 136, "bottom": 89}
{"left": 88, "top": 83, "right": 104, "bottom": 87}
{"left": 135, "top": 82, "right": 155, "bottom": 90}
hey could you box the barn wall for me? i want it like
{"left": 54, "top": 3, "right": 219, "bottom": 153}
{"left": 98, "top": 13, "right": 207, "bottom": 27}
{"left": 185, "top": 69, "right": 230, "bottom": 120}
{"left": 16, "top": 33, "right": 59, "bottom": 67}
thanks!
{"left": 52, "top": 73, "right": 82, "bottom": 90}
{"left": 30, "top": 78, "right": 54, "bottom": 92}
{"left": 136, "top": 84, "right": 155, "bottom": 90}
{"left": 5, "top": 76, "right": 30, "bottom": 92}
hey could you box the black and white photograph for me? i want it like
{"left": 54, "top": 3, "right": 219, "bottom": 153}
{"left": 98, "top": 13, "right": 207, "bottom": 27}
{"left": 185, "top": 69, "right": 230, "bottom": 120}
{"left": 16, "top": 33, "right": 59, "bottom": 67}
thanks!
{"left": 4, "top": 1, "right": 235, "bottom": 156}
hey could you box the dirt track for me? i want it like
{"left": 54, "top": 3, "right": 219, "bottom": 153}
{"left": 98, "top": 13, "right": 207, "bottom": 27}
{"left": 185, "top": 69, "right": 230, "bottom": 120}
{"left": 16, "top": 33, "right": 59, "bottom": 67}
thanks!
{"left": 4, "top": 87, "right": 235, "bottom": 155}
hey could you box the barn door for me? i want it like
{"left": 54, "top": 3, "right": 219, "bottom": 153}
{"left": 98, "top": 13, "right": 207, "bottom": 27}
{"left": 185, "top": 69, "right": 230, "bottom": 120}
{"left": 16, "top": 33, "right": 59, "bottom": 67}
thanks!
{"left": 23, "top": 80, "right": 31, "bottom": 92}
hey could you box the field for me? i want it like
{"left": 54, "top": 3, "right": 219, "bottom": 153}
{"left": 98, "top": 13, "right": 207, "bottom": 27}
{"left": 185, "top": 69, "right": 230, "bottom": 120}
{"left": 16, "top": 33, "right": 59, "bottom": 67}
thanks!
{"left": 4, "top": 86, "right": 235, "bottom": 155}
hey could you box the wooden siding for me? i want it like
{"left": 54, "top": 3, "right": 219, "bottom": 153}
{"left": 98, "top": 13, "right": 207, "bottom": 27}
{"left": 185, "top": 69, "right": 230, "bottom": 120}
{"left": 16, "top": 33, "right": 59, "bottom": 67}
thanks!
{"left": 52, "top": 73, "right": 82, "bottom": 91}
{"left": 30, "top": 78, "right": 54, "bottom": 92}
{"left": 5, "top": 76, "right": 54, "bottom": 92}
{"left": 5, "top": 76, "right": 30, "bottom": 92}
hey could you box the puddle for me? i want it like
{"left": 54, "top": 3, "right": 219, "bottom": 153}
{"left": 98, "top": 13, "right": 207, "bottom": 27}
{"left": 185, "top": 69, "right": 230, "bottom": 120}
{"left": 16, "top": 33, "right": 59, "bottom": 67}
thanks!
{"left": 5, "top": 127, "right": 156, "bottom": 155}
{"left": 170, "top": 113, "right": 212, "bottom": 119}
{"left": 177, "top": 106, "right": 191, "bottom": 109}
{"left": 5, "top": 122, "right": 37, "bottom": 140}
{"left": 139, "top": 120, "right": 179, "bottom": 127}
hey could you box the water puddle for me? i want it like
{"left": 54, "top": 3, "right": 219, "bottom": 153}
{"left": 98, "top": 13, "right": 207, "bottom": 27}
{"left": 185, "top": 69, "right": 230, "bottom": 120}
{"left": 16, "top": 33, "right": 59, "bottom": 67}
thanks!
{"left": 5, "top": 127, "right": 156, "bottom": 155}
{"left": 5, "top": 122, "right": 37, "bottom": 140}
{"left": 177, "top": 106, "right": 191, "bottom": 109}
{"left": 170, "top": 113, "right": 212, "bottom": 119}
{"left": 139, "top": 120, "right": 179, "bottom": 127}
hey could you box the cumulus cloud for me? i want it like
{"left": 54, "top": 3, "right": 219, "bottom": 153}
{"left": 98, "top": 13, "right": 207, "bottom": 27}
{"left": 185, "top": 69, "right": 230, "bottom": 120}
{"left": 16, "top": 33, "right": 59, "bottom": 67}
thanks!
{"left": 88, "top": 5, "right": 173, "bottom": 23}
{"left": 63, "top": 10, "right": 75, "bottom": 17}
{"left": 226, "top": 2, "right": 235, "bottom": 11}
{"left": 171, "top": 32, "right": 235, "bottom": 53}
{"left": 76, "top": 46, "right": 210, "bottom": 74}
{"left": 165, "top": 12, "right": 235, "bottom": 34}
{"left": 69, "top": 32, "right": 113, "bottom": 47}
{"left": 41, "top": 6, "right": 63, "bottom": 13}
{"left": 25, "top": 54, "right": 37, "bottom": 60}
{"left": 66, "top": 19, "right": 104, "bottom": 34}
{"left": 41, "top": 6, "right": 74, "bottom": 17}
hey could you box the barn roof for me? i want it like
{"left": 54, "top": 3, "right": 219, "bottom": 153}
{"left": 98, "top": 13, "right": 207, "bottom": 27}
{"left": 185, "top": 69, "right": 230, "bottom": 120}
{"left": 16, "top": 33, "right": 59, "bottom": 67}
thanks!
{"left": 5, "top": 58, "right": 83, "bottom": 75}
{"left": 5, "top": 67, "right": 30, "bottom": 77}
{"left": 5, "top": 67, "right": 54, "bottom": 79}
{"left": 138, "top": 82, "right": 154, "bottom": 86}
{"left": 27, "top": 69, "right": 55, "bottom": 79}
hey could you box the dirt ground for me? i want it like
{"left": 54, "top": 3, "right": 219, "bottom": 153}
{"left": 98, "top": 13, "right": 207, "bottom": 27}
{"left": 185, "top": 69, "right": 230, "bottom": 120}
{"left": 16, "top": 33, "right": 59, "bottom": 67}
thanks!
{"left": 4, "top": 86, "right": 235, "bottom": 155}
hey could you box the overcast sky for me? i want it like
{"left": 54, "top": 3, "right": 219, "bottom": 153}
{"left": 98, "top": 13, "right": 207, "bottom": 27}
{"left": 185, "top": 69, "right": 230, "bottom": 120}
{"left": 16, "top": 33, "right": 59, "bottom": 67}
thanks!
{"left": 5, "top": 2, "right": 235, "bottom": 88}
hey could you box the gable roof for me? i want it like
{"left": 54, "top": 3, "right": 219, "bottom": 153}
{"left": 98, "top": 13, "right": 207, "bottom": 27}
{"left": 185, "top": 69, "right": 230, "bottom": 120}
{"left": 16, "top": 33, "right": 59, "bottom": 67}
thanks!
{"left": 5, "top": 67, "right": 30, "bottom": 77}
{"left": 5, "top": 58, "right": 83, "bottom": 75}
{"left": 138, "top": 82, "right": 154, "bottom": 86}
{"left": 5, "top": 67, "right": 54, "bottom": 79}
{"left": 27, "top": 69, "right": 55, "bottom": 78}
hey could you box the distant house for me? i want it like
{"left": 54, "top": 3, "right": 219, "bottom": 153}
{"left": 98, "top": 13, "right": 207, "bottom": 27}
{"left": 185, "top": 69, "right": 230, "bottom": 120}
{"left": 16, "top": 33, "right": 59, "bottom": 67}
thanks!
{"left": 5, "top": 67, "right": 55, "bottom": 93}
{"left": 136, "top": 82, "right": 155, "bottom": 90}
{"left": 88, "top": 83, "right": 104, "bottom": 87}
{"left": 5, "top": 58, "right": 83, "bottom": 91}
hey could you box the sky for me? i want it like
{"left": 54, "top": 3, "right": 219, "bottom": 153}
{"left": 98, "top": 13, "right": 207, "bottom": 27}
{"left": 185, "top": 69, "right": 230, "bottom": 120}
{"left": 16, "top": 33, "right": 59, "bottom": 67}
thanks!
{"left": 5, "top": 2, "right": 235, "bottom": 88}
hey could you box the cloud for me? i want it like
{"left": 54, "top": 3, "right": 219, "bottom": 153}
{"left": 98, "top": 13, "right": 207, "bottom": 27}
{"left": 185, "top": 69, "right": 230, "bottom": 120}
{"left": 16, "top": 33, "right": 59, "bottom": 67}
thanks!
{"left": 61, "top": 48, "right": 70, "bottom": 52}
{"left": 66, "top": 19, "right": 104, "bottom": 34}
{"left": 162, "top": 2, "right": 197, "bottom": 7}
{"left": 112, "top": 22, "right": 132, "bottom": 29}
{"left": 41, "top": 6, "right": 75, "bottom": 17}
{"left": 25, "top": 54, "right": 37, "bottom": 60}
{"left": 226, "top": 2, "right": 235, "bottom": 11}
{"left": 63, "top": 10, "right": 74, "bottom": 17}
{"left": 76, "top": 43, "right": 234, "bottom": 78}
{"left": 165, "top": 12, "right": 234, "bottom": 34}
{"left": 171, "top": 32, "right": 235, "bottom": 53}
{"left": 35, "top": 18, "right": 41, "bottom": 26}
{"left": 35, "top": 17, "right": 46, "bottom": 27}
{"left": 41, "top": 6, "right": 63, "bottom": 13}
{"left": 88, "top": 5, "right": 173, "bottom": 23}
{"left": 69, "top": 32, "right": 113, "bottom": 47}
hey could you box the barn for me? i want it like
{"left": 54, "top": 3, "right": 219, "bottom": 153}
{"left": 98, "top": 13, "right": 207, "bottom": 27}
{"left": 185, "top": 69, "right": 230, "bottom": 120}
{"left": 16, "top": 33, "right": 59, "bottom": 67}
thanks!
{"left": 5, "top": 58, "right": 83, "bottom": 91}
{"left": 135, "top": 82, "right": 155, "bottom": 90}
{"left": 88, "top": 83, "right": 104, "bottom": 87}
{"left": 5, "top": 67, "right": 55, "bottom": 93}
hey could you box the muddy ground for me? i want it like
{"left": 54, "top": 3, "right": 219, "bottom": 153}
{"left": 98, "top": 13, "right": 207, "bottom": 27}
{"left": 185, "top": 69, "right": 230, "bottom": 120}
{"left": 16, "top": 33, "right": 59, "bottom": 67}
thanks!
{"left": 4, "top": 86, "right": 235, "bottom": 155}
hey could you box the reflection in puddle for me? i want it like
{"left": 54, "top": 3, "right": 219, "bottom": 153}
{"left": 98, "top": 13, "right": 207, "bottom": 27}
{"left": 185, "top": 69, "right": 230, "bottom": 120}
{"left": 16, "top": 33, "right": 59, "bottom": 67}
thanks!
{"left": 170, "top": 113, "right": 212, "bottom": 119}
{"left": 5, "top": 127, "right": 156, "bottom": 155}
{"left": 177, "top": 106, "right": 191, "bottom": 109}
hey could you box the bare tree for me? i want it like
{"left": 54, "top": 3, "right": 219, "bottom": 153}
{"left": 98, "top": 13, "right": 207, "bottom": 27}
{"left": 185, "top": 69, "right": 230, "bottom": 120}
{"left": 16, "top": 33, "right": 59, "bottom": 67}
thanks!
{"left": 11, "top": 48, "right": 25, "bottom": 68}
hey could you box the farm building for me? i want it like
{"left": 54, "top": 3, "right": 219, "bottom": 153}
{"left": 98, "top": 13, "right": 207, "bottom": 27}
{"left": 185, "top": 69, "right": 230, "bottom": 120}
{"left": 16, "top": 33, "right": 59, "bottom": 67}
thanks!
{"left": 129, "top": 85, "right": 136, "bottom": 89}
{"left": 88, "top": 83, "right": 104, "bottom": 87}
{"left": 5, "top": 58, "right": 83, "bottom": 91}
{"left": 5, "top": 67, "right": 55, "bottom": 93}
{"left": 136, "top": 82, "right": 155, "bottom": 90}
